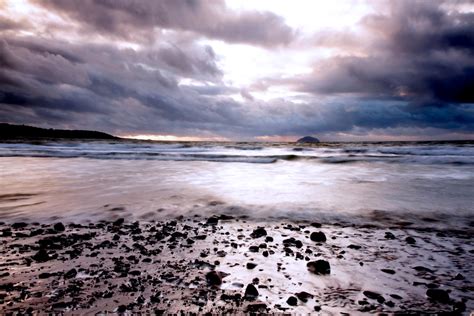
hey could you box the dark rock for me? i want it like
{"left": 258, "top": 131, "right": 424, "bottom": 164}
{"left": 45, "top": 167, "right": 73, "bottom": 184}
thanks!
{"left": 363, "top": 291, "right": 385, "bottom": 303}
{"left": 38, "top": 272, "right": 52, "bottom": 279}
{"left": 11, "top": 222, "right": 28, "bottom": 229}
{"left": 53, "top": 222, "right": 65, "bottom": 232}
{"left": 117, "top": 305, "right": 127, "bottom": 313}
{"left": 297, "top": 136, "right": 320, "bottom": 143}
{"left": 250, "top": 227, "right": 267, "bottom": 238}
{"left": 310, "top": 222, "right": 322, "bottom": 228}
{"left": 249, "top": 246, "right": 259, "bottom": 253}
{"left": 307, "top": 260, "right": 330, "bottom": 275}
{"left": 413, "top": 266, "right": 434, "bottom": 273}
{"left": 454, "top": 273, "right": 464, "bottom": 280}
{"left": 206, "top": 271, "right": 224, "bottom": 286}
{"left": 426, "top": 288, "right": 450, "bottom": 303}
{"left": 206, "top": 217, "right": 219, "bottom": 225}
{"left": 246, "top": 262, "right": 257, "bottom": 269}
{"left": 244, "top": 284, "right": 259, "bottom": 300}
{"left": 405, "top": 236, "right": 416, "bottom": 244}
{"left": 295, "top": 291, "right": 314, "bottom": 302}
{"left": 64, "top": 268, "right": 77, "bottom": 279}
{"left": 287, "top": 296, "right": 298, "bottom": 306}
{"left": 348, "top": 244, "right": 361, "bottom": 250}
{"left": 283, "top": 237, "right": 303, "bottom": 248}
{"left": 381, "top": 269, "right": 396, "bottom": 274}
{"left": 265, "top": 236, "right": 274, "bottom": 242}
{"left": 245, "top": 302, "right": 267, "bottom": 312}
{"left": 113, "top": 218, "right": 125, "bottom": 226}
{"left": 384, "top": 232, "right": 395, "bottom": 240}
{"left": 390, "top": 294, "right": 402, "bottom": 300}
{"left": 310, "top": 231, "right": 326, "bottom": 242}
{"left": 314, "top": 305, "right": 321, "bottom": 311}
{"left": 32, "top": 249, "right": 51, "bottom": 262}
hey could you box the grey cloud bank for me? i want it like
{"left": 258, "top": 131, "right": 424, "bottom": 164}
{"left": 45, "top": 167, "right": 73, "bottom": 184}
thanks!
{"left": 0, "top": 0, "right": 473, "bottom": 140}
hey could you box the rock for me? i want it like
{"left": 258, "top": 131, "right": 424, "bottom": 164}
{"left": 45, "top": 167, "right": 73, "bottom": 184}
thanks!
{"left": 265, "top": 236, "right": 274, "bottom": 242}
{"left": 246, "top": 262, "right": 257, "bottom": 269}
{"left": 310, "top": 222, "right": 322, "bottom": 228}
{"left": 314, "top": 305, "right": 321, "bottom": 311}
{"left": 454, "top": 273, "right": 464, "bottom": 280}
{"left": 38, "top": 272, "right": 52, "bottom": 279}
{"left": 426, "top": 289, "right": 450, "bottom": 303}
{"left": 295, "top": 291, "right": 314, "bottom": 302}
{"left": 32, "top": 249, "right": 51, "bottom": 262}
{"left": 53, "top": 222, "right": 65, "bottom": 232}
{"left": 413, "top": 266, "right": 434, "bottom": 273}
{"left": 64, "top": 268, "right": 77, "bottom": 279}
{"left": 307, "top": 260, "right": 330, "bottom": 275}
{"left": 348, "top": 244, "right": 361, "bottom": 250}
{"left": 206, "top": 271, "right": 224, "bottom": 286}
{"left": 250, "top": 227, "right": 267, "bottom": 238}
{"left": 206, "top": 217, "right": 219, "bottom": 225}
{"left": 287, "top": 296, "right": 298, "bottom": 306}
{"left": 245, "top": 303, "right": 267, "bottom": 312}
{"left": 117, "top": 305, "right": 127, "bottom": 313}
{"left": 405, "top": 236, "right": 416, "bottom": 244}
{"left": 244, "top": 284, "right": 259, "bottom": 300}
{"left": 310, "top": 231, "right": 326, "bottom": 242}
{"left": 11, "top": 222, "right": 28, "bottom": 229}
{"left": 248, "top": 246, "right": 260, "bottom": 253}
{"left": 384, "top": 232, "right": 395, "bottom": 239}
{"left": 297, "top": 136, "right": 320, "bottom": 143}
{"left": 381, "top": 269, "right": 396, "bottom": 274}
{"left": 113, "top": 218, "right": 125, "bottom": 226}
{"left": 283, "top": 237, "right": 303, "bottom": 248}
{"left": 363, "top": 291, "right": 385, "bottom": 303}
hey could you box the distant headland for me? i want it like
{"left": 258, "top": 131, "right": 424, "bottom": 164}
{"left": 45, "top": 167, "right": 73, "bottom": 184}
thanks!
{"left": 0, "top": 123, "right": 118, "bottom": 140}
{"left": 296, "top": 136, "right": 320, "bottom": 143}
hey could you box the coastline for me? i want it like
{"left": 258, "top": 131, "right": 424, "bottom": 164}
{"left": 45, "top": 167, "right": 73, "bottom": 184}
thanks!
{"left": 0, "top": 215, "right": 471, "bottom": 314}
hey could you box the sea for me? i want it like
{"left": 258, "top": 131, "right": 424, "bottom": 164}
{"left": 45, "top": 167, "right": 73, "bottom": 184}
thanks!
{"left": 0, "top": 140, "right": 473, "bottom": 229}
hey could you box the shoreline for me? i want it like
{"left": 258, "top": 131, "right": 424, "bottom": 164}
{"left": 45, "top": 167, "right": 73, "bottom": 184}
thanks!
{"left": 0, "top": 215, "right": 472, "bottom": 314}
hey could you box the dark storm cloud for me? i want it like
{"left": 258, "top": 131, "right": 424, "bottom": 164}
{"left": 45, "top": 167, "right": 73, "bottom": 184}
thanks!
{"left": 297, "top": 1, "right": 474, "bottom": 105}
{"left": 34, "top": 0, "right": 295, "bottom": 47}
{"left": 0, "top": 0, "right": 473, "bottom": 139}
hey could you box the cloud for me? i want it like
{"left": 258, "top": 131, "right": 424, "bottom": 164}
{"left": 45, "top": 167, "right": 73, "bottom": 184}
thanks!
{"left": 34, "top": 0, "right": 295, "bottom": 47}
{"left": 294, "top": 0, "right": 474, "bottom": 105}
{"left": 0, "top": 0, "right": 473, "bottom": 140}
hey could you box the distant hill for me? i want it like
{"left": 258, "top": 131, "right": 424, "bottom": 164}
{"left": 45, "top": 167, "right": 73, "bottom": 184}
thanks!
{"left": 0, "top": 123, "right": 118, "bottom": 140}
{"left": 296, "top": 136, "right": 320, "bottom": 143}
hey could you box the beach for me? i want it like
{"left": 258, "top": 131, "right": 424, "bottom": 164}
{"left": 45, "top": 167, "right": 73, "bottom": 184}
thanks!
{"left": 0, "top": 140, "right": 473, "bottom": 313}
{"left": 1, "top": 215, "right": 472, "bottom": 314}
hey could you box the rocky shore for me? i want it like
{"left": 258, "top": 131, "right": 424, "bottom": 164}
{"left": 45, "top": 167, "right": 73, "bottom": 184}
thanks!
{"left": 0, "top": 215, "right": 472, "bottom": 314}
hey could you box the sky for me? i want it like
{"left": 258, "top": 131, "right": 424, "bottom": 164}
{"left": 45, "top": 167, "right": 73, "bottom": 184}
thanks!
{"left": 0, "top": 0, "right": 473, "bottom": 141}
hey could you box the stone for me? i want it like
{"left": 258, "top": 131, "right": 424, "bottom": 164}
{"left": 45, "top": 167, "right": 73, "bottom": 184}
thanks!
{"left": 244, "top": 284, "right": 259, "bottom": 300}
{"left": 307, "top": 260, "right": 330, "bottom": 275}
{"left": 310, "top": 231, "right": 326, "bottom": 242}
{"left": 295, "top": 291, "right": 314, "bottom": 302}
{"left": 64, "top": 268, "right": 77, "bottom": 279}
{"left": 363, "top": 291, "right": 385, "bottom": 303}
{"left": 53, "top": 222, "right": 65, "bottom": 232}
{"left": 287, "top": 296, "right": 298, "bottom": 306}
{"left": 250, "top": 227, "right": 267, "bottom": 238}
{"left": 426, "top": 289, "right": 450, "bottom": 303}
{"left": 206, "top": 271, "right": 224, "bottom": 286}
{"left": 32, "top": 249, "right": 51, "bottom": 262}
{"left": 246, "top": 262, "right": 257, "bottom": 269}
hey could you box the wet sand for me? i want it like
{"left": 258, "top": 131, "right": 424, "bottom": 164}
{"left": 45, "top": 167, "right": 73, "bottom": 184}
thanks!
{"left": 0, "top": 215, "right": 472, "bottom": 314}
